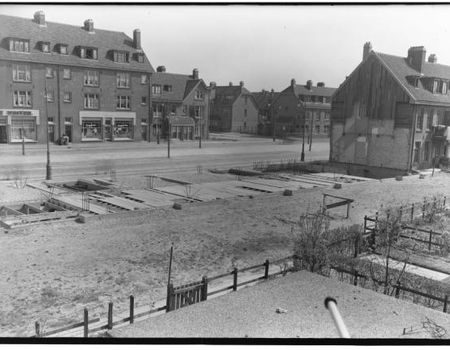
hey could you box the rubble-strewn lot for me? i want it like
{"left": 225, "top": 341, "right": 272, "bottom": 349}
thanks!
{"left": 1, "top": 170, "right": 450, "bottom": 337}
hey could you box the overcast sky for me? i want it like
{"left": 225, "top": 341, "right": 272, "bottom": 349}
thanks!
{"left": 2, "top": 4, "right": 450, "bottom": 92}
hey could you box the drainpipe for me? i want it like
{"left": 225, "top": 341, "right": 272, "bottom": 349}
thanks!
{"left": 409, "top": 104, "right": 418, "bottom": 173}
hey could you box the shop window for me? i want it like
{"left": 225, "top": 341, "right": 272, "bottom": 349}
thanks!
{"left": 11, "top": 117, "right": 36, "bottom": 141}
{"left": 84, "top": 70, "right": 99, "bottom": 86}
{"left": 13, "top": 90, "right": 32, "bottom": 107}
{"left": 9, "top": 38, "right": 30, "bottom": 53}
{"left": 63, "top": 92, "right": 72, "bottom": 103}
{"left": 117, "top": 95, "right": 130, "bottom": 110}
{"left": 82, "top": 120, "right": 102, "bottom": 140}
{"left": 12, "top": 64, "right": 31, "bottom": 82}
{"left": 84, "top": 94, "right": 99, "bottom": 109}
{"left": 117, "top": 73, "right": 130, "bottom": 88}
{"left": 63, "top": 69, "right": 71, "bottom": 79}
{"left": 114, "top": 120, "right": 133, "bottom": 139}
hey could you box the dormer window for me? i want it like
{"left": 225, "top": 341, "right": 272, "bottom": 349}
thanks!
{"left": 41, "top": 41, "right": 50, "bottom": 53}
{"left": 9, "top": 38, "right": 30, "bottom": 53}
{"left": 407, "top": 75, "right": 421, "bottom": 88}
{"left": 136, "top": 53, "right": 144, "bottom": 63}
{"left": 413, "top": 78, "right": 419, "bottom": 88}
{"left": 80, "top": 46, "right": 98, "bottom": 60}
{"left": 59, "top": 44, "right": 68, "bottom": 55}
{"left": 113, "top": 51, "right": 130, "bottom": 63}
{"left": 433, "top": 80, "right": 439, "bottom": 94}
{"left": 441, "top": 81, "right": 448, "bottom": 94}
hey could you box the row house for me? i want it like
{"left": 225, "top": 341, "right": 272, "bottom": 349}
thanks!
{"left": 209, "top": 81, "right": 259, "bottom": 134}
{"left": 251, "top": 89, "right": 280, "bottom": 136}
{"left": 0, "top": 11, "right": 153, "bottom": 144}
{"left": 330, "top": 43, "right": 450, "bottom": 178}
{"left": 151, "top": 66, "right": 210, "bottom": 141}
{"left": 270, "top": 79, "right": 336, "bottom": 138}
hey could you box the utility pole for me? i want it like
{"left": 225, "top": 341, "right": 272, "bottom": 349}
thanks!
{"left": 44, "top": 77, "right": 52, "bottom": 180}
{"left": 299, "top": 99, "right": 305, "bottom": 161}
{"left": 309, "top": 112, "right": 314, "bottom": 152}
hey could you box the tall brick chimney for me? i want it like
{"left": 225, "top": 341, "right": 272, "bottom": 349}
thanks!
{"left": 363, "top": 42, "right": 372, "bottom": 61}
{"left": 291, "top": 78, "right": 296, "bottom": 88}
{"left": 34, "top": 11, "right": 45, "bottom": 26}
{"left": 306, "top": 80, "right": 313, "bottom": 90}
{"left": 407, "top": 46, "right": 426, "bottom": 72}
{"left": 193, "top": 69, "right": 199, "bottom": 80}
{"left": 84, "top": 19, "right": 94, "bottom": 33}
{"left": 229, "top": 82, "right": 233, "bottom": 86}
{"left": 428, "top": 54, "right": 437, "bottom": 63}
{"left": 239, "top": 81, "right": 244, "bottom": 88}
{"left": 133, "top": 29, "right": 141, "bottom": 50}
{"left": 317, "top": 82, "right": 325, "bottom": 87}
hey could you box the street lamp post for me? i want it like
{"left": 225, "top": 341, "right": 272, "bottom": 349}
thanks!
{"left": 300, "top": 101, "right": 305, "bottom": 162}
{"left": 44, "top": 77, "right": 52, "bottom": 180}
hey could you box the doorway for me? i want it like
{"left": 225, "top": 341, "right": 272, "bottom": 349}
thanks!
{"left": 64, "top": 124, "right": 72, "bottom": 143}
{"left": 0, "top": 126, "right": 7, "bottom": 143}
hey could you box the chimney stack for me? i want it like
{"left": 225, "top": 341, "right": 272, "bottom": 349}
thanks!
{"left": 239, "top": 81, "right": 244, "bottom": 88}
{"left": 407, "top": 46, "right": 426, "bottom": 72}
{"left": 210, "top": 82, "right": 216, "bottom": 88}
{"left": 157, "top": 66, "right": 166, "bottom": 73}
{"left": 133, "top": 29, "right": 141, "bottom": 50}
{"left": 317, "top": 82, "right": 325, "bottom": 87}
{"left": 34, "top": 11, "right": 46, "bottom": 26}
{"left": 193, "top": 69, "right": 199, "bottom": 80}
{"left": 428, "top": 54, "right": 437, "bottom": 63}
{"left": 306, "top": 80, "right": 313, "bottom": 90}
{"left": 363, "top": 42, "right": 372, "bottom": 61}
{"left": 229, "top": 82, "right": 233, "bottom": 86}
{"left": 291, "top": 78, "right": 296, "bottom": 88}
{"left": 84, "top": 19, "right": 94, "bottom": 33}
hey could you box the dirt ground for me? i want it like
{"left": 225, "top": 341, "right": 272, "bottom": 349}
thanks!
{"left": 1, "top": 169, "right": 450, "bottom": 337}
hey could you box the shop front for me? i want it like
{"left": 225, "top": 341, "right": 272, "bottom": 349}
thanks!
{"left": 167, "top": 116, "right": 195, "bottom": 141}
{"left": 0, "top": 109, "right": 40, "bottom": 143}
{"left": 79, "top": 111, "right": 136, "bottom": 142}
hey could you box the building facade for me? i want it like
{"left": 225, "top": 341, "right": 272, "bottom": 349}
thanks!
{"left": 0, "top": 11, "right": 153, "bottom": 144}
{"left": 151, "top": 66, "right": 210, "bottom": 141}
{"left": 209, "top": 82, "right": 259, "bottom": 134}
{"left": 330, "top": 43, "right": 450, "bottom": 177}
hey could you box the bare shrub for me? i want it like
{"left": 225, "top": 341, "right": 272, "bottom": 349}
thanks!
{"left": 11, "top": 168, "right": 28, "bottom": 189}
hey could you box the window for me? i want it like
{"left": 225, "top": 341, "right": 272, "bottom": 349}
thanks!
{"left": 84, "top": 94, "right": 99, "bottom": 109}
{"left": 413, "top": 78, "right": 419, "bottom": 88}
{"left": 80, "top": 47, "right": 98, "bottom": 60}
{"left": 427, "top": 111, "right": 433, "bottom": 130}
{"left": 442, "top": 81, "right": 448, "bottom": 94}
{"left": 48, "top": 117, "right": 54, "bottom": 123}
{"left": 63, "top": 69, "right": 71, "bottom": 79}
{"left": 437, "top": 109, "right": 444, "bottom": 125}
{"left": 163, "top": 85, "right": 172, "bottom": 92}
{"left": 117, "top": 96, "right": 130, "bottom": 110}
{"left": 46, "top": 91, "right": 54, "bottom": 102}
{"left": 114, "top": 51, "right": 130, "bottom": 63}
{"left": 12, "top": 64, "right": 31, "bottom": 82}
{"left": 141, "top": 96, "right": 147, "bottom": 105}
{"left": 424, "top": 141, "right": 430, "bottom": 161}
{"left": 182, "top": 105, "right": 188, "bottom": 115}
{"left": 433, "top": 80, "right": 439, "bottom": 93}
{"left": 170, "top": 105, "right": 176, "bottom": 114}
{"left": 13, "top": 90, "right": 32, "bottom": 107}
{"left": 195, "top": 90, "right": 204, "bottom": 100}
{"left": 82, "top": 120, "right": 102, "bottom": 140}
{"left": 116, "top": 73, "right": 130, "bottom": 88}
{"left": 414, "top": 142, "right": 421, "bottom": 163}
{"left": 141, "top": 74, "right": 148, "bottom": 85}
{"left": 84, "top": 71, "right": 99, "bottom": 86}
{"left": 46, "top": 67, "right": 54, "bottom": 78}
{"left": 60, "top": 44, "right": 68, "bottom": 55}
{"left": 315, "top": 125, "right": 320, "bottom": 134}
{"left": 11, "top": 118, "right": 36, "bottom": 141}
{"left": 416, "top": 109, "right": 424, "bottom": 130}
{"left": 324, "top": 125, "right": 330, "bottom": 135}
{"left": 152, "top": 85, "right": 161, "bottom": 94}
{"left": 9, "top": 38, "right": 30, "bottom": 52}
{"left": 64, "top": 117, "right": 73, "bottom": 124}
{"left": 137, "top": 53, "right": 145, "bottom": 63}
{"left": 244, "top": 109, "right": 247, "bottom": 118}
{"left": 195, "top": 106, "right": 204, "bottom": 118}
{"left": 114, "top": 120, "right": 132, "bottom": 139}
{"left": 324, "top": 111, "right": 330, "bottom": 121}
{"left": 63, "top": 92, "right": 72, "bottom": 103}
{"left": 42, "top": 42, "right": 50, "bottom": 53}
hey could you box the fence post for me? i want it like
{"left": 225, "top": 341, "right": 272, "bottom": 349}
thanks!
{"left": 202, "top": 275, "right": 208, "bottom": 301}
{"left": 129, "top": 295, "right": 134, "bottom": 324}
{"left": 395, "top": 284, "right": 400, "bottom": 299}
{"left": 444, "top": 196, "right": 446, "bottom": 207}
{"left": 35, "top": 321, "right": 41, "bottom": 338}
{"left": 233, "top": 268, "right": 238, "bottom": 291}
{"left": 411, "top": 204, "right": 414, "bottom": 222}
{"left": 422, "top": 199, "right": 426, "bottom": 219}
{"left": 444, "top": 295, "right": 449, "bottom": 313}
{"left": 363, "top": 215, "right": 367, "bottom": 233}
{"left": 353, "top": 270, "right": 358, "bottom": 286}
{"left": 429, "top": 230, "right": 433, "bottom": 251}
{"left": 399, "top": 206, "right": 403, "bottom": 220}
{"left": 166, "top": 283, "right": 174, "bottom": 313}
{"left": 264, "top": 259, "right": 270, "bottom": 279}
{"left": 83, "top": 308, "right": 89, "bottom": 338}
{"left": 107, "top": 302, "right": 113, "bottom": 330}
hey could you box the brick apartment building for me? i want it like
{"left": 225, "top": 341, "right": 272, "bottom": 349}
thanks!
{"left": 251, "top": 89, "right": 280, "bottom": 136}
{"left": 330, "top": 43, "right": 450, "bottom": 178}
{"left": 0, "top": 11, "right": 154, "bottom": 144}
{"left": 209, "top": 82, "right": 259, "bottom": 134}
{"left": 151, "top": 66, "right": 210, "bottom": 141}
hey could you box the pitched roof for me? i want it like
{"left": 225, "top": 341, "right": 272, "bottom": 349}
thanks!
{"left": 251, "top": 91, "right": 281, "bottom": 109}
{"left": 0, "top": 13, "right": 154, "bottom": 73}
{"left": 151, "top": 72, "right": 204, "bottom": 103}
{"left": 281, "top": 84, "right": 336, "bottom": 97}
{"left": 376, "top": 52, "right": 450, "bottom": 105}
{"left": 213, "top": 85, "right": 251, "bottom": 105}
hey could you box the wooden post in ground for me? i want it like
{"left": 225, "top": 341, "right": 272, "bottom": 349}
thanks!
{"left": 166, "top": 283, "right": 174, "bottom": 313}
{"left": 130, "top": 295, "right": 134, "bottom": 324}
{"left": 429, "top": 230, "right": 433, "bottom": 251}
{"left": 395, "top": 284, "right": 400, "bottom": 299}
{"left": 35, "top": 321, "right": 41, "bottom": 338}
{"left": 83, "top": 308, "right": 89, "bottom": 338}
{"left": 202, "top": 276, "right": 208, "bottom": 301}
{"left": 411, "top": 204, "right": 414, "bottom": 222}
{"left": 264, "top": 259, "right": 270, "bottom": 279}
{"left": 107, "top": 302, "right": 113, "bottom": 330}
{"left": 353, "top": 270, "right": 358, "bottom": 286}
{"left": 444, "top": 295, "right": 448, "bottom": 313}
{"left": 233, "top": 268, "right": 238, "bottom": 291}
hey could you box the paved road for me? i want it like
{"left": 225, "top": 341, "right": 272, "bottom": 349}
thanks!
{"left": 0, "top": 135, "right": 330, "bottom": 181}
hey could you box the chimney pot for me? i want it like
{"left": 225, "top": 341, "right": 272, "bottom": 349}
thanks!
{"left": 428, "top": 54, "right": 437, "bottom": 63}
{"left": 193, "top": 69, "right": 199, "bottom": 80}
{"left": 239, "top": 81, "right": 244, "bottom": 88}
{"left": 363, "top": 42, "right": 372, "bottom": 61}
{"left": 210, "top": 81, "right": 216, "bottom": 88}
{"left": 306, "top": 80, "right": 313, "bottom": 90}
{"left": 229, "top": 82, "right": 233, "bottom": 86}
{"left": 133, "top": 29, "right": 141, "bottom": 50}
{"left": 291, "top": 78, "right": 296, "bottom": 87}
{"left": 407, "top": 46, "right": 427, "bottom": 72}
{"left": 84, "top": 19, "right": 94, "bottom": 32}
{"left": 157, "top": 66, "right": 166, "bottom": 73}
{"left": 317, "top": 82, "right": 325, "bottom": 87}
{"left": 34, "top": 11, "right": 45, "bottom": 26}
